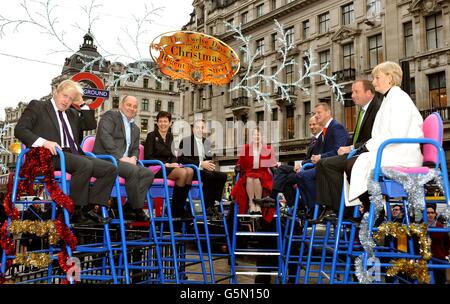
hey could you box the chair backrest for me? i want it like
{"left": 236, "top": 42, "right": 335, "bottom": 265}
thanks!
{"left": 81, "top": 135, "right": 96, "bottom": 153}
{"left": 422, "top": 112, "right": 443, "bottom": 165}
{"left": 138, "top": 144, "right": 145, "bottom": 160}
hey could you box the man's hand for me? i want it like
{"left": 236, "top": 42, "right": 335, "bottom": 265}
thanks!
{"left": 120, "top": 156, "right": 137, "bottom": 165}
{"left": 201, "top": 160, "right": 215, "bottom": 171}
{"left": 311, "top": 154, "right": 321, "bottom": 164}
{"left": 338, "top": 146, "right": 352, "bottom": 156}
{"left": 294, "top": 163, "right": 301, "bottom": 173}
{"left": 43, "top": 140, "right": 61, "bottom": 155}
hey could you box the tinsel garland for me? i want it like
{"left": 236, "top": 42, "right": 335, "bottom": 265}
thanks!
{"left": 386, "top": 259, "right": 430, "bottom": 284}
{"left": 355, "top": 167, "right": 440, "bottom": 284}
{"left": 9, "top": 220, "right": 59, "bottom": 245}
{"left": 13, "top": 253, "right": 52, "bottom": 269}
{"left": 0, "top": 148, "right": 78, "bottom": 284}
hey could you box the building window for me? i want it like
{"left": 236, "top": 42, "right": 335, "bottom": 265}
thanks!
{"left": 286, "top": 105, "right": 295, "bottom": 139}
{"left": 256, "top": 3, "right": 264, "bottom": 17}
{"left": 241, "top": 11, "right": 248, "bottom": 24}
{"left": 226, "top": 18, "right": 234, "bottom": 30}
{"left": 112, "top": 97, "right": 120, "bottom": 109}
{"left": 342, "top": 3, "right": 354, "bottom": 25}
{"left": 344, "top": 93, "right": 356, "bottom": 132}
{"left": 155, "top": 100, "right": 162, "bottom": 112}
{"left": 272, "top": 108, "right": 278, "bottom": 121}
{"left": 198, "top": 89, "right": 205, "bottom": 109}
{"left": 271, "top": 0, "right": 277, "bottom": 10}
{"left": 410, "top": 77, "right": 416, "bottom": 104}
{"left": 368, "top": 34, "right": 383, "bottom": 68}
{"left": 367, "top": 0, "right": 381, "bottom": 17}
{"left": 168, "top": 101, "right": 174, "bottom": 113}
{"left": 428, "top": 71, "right": 447, "bottom": 109}
{"left": 403, "top": 21, "right": 414, "bottom": 57}
{"left": 156, "top": 79, "right": 162, "bottom": 90}
{"left": 285, "top": 64, "right": 294, "bottom": 85}
{"left": 142, "top": 98, "right": 149, "bottom": 111}
{"left": 271, "top": 33, "right": 277, "bottom": 50}
{"left": 302, "top": 20, "right": 310, "bottom": 39}
{"left": 286, "top": 26, "right": 294, "bottom": 46}
{"left": 190, "top": 91, "right": 195, "bottom": 112}
{"left": 319, "top": 50, "right": 331, "bottom": 76}
{"left": 271, "top": 66, "right": 278, "bottom": 93}
{"left": 304, "top": 101, "right": 311, "bottom": 137}
{"left": 343, "top": 42, "right": 354, "bottom": 70}
{"left": 426, "top": 13, "right": 443, "bottom": 50}
{"left": 141, "top": 119, "right": 148, "bottom": 134}
{"left": 256, "top": 38, "right": 265, "bottom": 55}
{"left": 169, "top": 81, "right": 174, "bottom": 91}
{"left": 303, "top": 56, "right": 310, "bottom": 85}
{"left": 143, "top": 78, "right": 149, "bottom": 89}
{"left": 256, "top": 111, "right": 264, "bottom": 125}
{"left": 319, "top": 12, "right": 330, "bottom": 34}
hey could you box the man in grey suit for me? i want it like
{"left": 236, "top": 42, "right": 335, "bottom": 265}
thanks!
{"left": 15, "top": 80, "right": 117, "bottom": 225}
{"left": 93, "top": 95, "right": 154, "bottom": 221}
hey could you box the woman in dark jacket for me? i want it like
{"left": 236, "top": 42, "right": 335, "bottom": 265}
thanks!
{"left": 144, "top": 111, "right": 194, "bottom": 218}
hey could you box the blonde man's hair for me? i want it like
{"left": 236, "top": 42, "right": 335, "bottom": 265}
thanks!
{"left": 372, "top": 61, "right": 403, "bottom": 87}
{"left": 55, "top": 80, "right": 84, "bottom": 100}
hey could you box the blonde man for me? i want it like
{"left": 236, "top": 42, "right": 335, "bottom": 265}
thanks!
{"left": 15, "top": 79, "right": 117, "bottom": 225}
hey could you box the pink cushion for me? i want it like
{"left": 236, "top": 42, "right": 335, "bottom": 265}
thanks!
{"left": 389, "top": 166, "right": 430, "bottom": 174}
{"left": 153, "top": 178, "right": 175, "bottom": 187}
{"left": 148, "top": 166, "right": 161, "bottom": 174}
{"left": 81, "top": 136, "right": 96, "bottom": 153}
{"left": 192, "top": 181, "right": 200, "bottom": 185}
{"left": 139, "top": 144, "right": 144, "bottom": 160}
{"left": 422, "top": 113, "right": 442, "bottom": 164}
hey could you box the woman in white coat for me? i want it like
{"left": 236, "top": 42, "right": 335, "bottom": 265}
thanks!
{"left": 348, "top": 61, "right": 424, "bottom": 202}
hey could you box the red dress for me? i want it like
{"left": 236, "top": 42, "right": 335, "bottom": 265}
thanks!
{"left": 231, "top": 143, "right": 277, "bottom": 214}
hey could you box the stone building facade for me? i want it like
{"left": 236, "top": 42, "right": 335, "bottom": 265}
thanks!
{"left": 181, "top": 0, "right": 450, "bottom": 170}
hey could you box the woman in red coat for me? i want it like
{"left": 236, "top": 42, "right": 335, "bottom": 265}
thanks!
{"left": 231, "top": 128, "right": 278, "bottom": 214}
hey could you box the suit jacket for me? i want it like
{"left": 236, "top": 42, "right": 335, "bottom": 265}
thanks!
{"left": 351, "top": 93, "right": 383, "bottom": 149}
{"left": 178, "top": 134, "right": 213, "bottom": 166}
{"left": 14, "top": 99, "right": 96, "bottom": 152}
{"left": 302, "top": 135, "right": 323, "bottom": 165}
{"left": 144, "top": 130, "right": 177, "bottom": 163}
{"left": 93, "top": 110, "right": 140, "bottom": 160}
{"left": 320, "top": 119, "right": 349, "bottom": 159}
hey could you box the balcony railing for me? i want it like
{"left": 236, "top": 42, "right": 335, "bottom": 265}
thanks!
{"left": 333, "top": 68, "right": 356, "bottom": 83}
{"left": 231, "top": 96, "right": 249, "bottom": 108}
{"left": 420, "top": 107, "right": 450, "bottom": 121}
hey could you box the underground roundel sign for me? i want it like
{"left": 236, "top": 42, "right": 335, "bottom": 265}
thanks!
{"left": 71, "top": 72, "right": 110, "bottom": 110}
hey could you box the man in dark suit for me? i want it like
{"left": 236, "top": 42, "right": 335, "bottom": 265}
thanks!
{"left": 178, "top": 119, "right": 227, "bottom": 216}
{"left": 293, "top": 102, "right": 349, "bottom": 210}
{"left": 313, "top": 80, "right": 383, "bottom": 223}
{"left": 93, "top": 95, "right": 154, "bottom": 221}
{"left": 14, "top": 79, "right": 117, "bottom": 224}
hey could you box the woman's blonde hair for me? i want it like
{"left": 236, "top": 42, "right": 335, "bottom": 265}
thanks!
{"left": 55, "top": 79, "right": 84, "bottom": 101}
{"left": 372, "top": 61, "right": 403, "bottom": 87}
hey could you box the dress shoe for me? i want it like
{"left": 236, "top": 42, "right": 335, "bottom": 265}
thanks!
{"left": 253, "top": 196, "right": 276, "bottom": 206}
{"left": 85, "top": 208, "right": 112, "bottom": 225}
{"left": 249, "top": 210, "right": 262, "bottom": 216}
{"left": 309, "top": 208, "right": 330, "bottom": 225}
{"left": 134, "top": 208, "right": 150, "bottom": 222}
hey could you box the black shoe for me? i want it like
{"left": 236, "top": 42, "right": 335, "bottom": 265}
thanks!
{"left": 85, "top": 208, "right": 112, "bottom": 225}
{"left": 71, "top": 209, "right": 96, "bottom": 225}
{"left": 309, "top": 207, "right": 329, "bottom": 225}
{"left": 253, "top": 196, "right": 276, "bottom": 206}
{"left": 249, "top": 210, "right": 262, "bottom": 215}
{"left": 134, "top": 208, "right": 150, "bottom": 222}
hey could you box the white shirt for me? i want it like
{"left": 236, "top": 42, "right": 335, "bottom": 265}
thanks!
{"left": 32, "top": 99, "right": 79, "bottom": 149}
{"left": 194, "top": 135, "right": 204, "bottom": 163}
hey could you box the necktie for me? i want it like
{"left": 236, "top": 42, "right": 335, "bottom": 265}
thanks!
{"left": 57, "top": 111, "right": 79, "bottom": 154}
{"left": 352, "top": 109, "right": 365, "bottom": 146}
{"left": 322, "top": 127, "right": 327, "bottom": 141}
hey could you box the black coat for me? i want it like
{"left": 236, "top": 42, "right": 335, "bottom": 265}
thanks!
{"left": 178, "top": 134, "right": 213, "bottom": 166}
{"left": 144, "top": 130, "right": 177, "bottom": 163}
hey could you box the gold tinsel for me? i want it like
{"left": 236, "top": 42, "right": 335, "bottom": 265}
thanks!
{"left": 9, "top": 220, "right": 60, "bottom": 245}
{"left": 373, "top": 221, "right": 433, "bottom": 283}
{"left": 13, "top": 253, "right": 52, "bottom": 269}
{"left": 386, "top": 259, "right": 430, "bottom": 284}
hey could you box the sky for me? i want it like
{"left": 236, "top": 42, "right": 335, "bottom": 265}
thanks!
{"left": 0, "top": 0, "right": 194, "bottom": 119}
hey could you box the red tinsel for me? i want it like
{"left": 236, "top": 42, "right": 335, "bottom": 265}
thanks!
{"left": 0, "top": 147, "right": 78, "bottom": 284}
